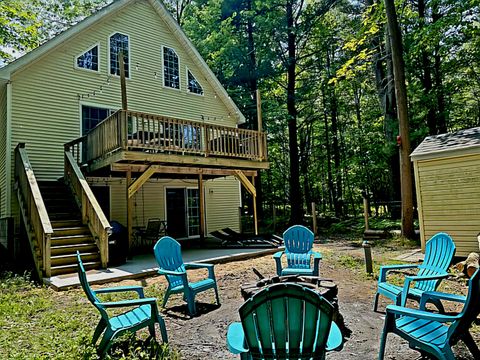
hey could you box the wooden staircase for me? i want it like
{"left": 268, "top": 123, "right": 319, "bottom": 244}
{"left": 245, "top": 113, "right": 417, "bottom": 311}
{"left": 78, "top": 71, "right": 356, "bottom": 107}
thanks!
{"left": 39, "top": 181, "right": 101, "bottom": 276}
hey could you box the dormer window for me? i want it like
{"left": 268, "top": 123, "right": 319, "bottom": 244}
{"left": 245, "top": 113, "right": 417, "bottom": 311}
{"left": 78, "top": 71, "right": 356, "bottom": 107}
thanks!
{"left": 76, "top": 45, "right": 99, "bottom": 71}
{"left": 163, "top": 46, "right": 179, "bottom": 89}
{"left": 110, "top": 33, "right": 129, "bottom": 77}
{"left": 187, "top": 69, "right": 203, "bottom": 95}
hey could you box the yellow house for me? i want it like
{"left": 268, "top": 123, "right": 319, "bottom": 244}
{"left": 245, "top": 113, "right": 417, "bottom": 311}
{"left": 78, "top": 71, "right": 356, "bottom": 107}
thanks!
{"left": 411, "top": 127, "right": 480, "bottom": 257}
{"left": 0, "top": 0, "right": 268, "bottom": 278}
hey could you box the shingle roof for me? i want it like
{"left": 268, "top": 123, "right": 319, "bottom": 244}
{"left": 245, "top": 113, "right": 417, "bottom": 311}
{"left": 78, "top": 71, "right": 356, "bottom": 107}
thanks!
{"left": 411, "top": 127, "right": 480, "bottom": 160}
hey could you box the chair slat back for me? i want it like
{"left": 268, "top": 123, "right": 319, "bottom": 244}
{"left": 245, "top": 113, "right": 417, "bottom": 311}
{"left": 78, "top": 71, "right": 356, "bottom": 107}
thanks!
{"left": 77, "top": 252, "right": 103, "bottom": 310}
{"left": 154, "top": 236, "right": 186, "bottom": 288}
{"left": 145, "top": 218, "right": 162, "bottom": 237}
{"left": 448, "top": 269, "right": 480, "bottom": 338}
{"left": 416, "top": 233, "right": 455, "bottom": 292}
{"left": 239, "top": 283, "right": 334, "bottom": 359}
{"left": 283, "top": 225, "right": 314, "bottom": 269}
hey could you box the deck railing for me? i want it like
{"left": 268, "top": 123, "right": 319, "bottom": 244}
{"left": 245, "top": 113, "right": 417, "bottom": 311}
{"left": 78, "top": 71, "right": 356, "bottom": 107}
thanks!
{"left": 64, "top": 150, "right": 111, "bottom": 267}
{"left": 65, "top": 110, "right": 267, "bottom": 165}
{"left": 14, "top": 143, "right": 53, "bottom": 277}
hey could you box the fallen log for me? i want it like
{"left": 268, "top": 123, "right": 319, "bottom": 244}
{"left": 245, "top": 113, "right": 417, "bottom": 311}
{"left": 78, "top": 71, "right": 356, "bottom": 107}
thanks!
{"left": 455, "top": 252, "right": 479, "bottom": 278}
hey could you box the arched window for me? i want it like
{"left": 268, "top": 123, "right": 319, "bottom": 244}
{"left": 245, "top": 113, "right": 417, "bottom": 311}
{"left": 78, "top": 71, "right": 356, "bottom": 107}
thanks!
{"left": 163, "top": 46, "right": 179, "bottom": 89}
{"left": 110, "top": 33, "right": 129, "bottom": 77}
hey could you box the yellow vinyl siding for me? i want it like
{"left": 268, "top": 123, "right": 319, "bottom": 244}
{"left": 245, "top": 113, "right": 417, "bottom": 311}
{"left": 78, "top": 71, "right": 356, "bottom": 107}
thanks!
{"left": 415, "top": 153, "right": 480, "bottom": 256}
{"left": 0, "top": 83, "right": 6, "bottom": 216}
{"left": 108, "top": 176, "right": 240, "bottom": 236}
{"left": 10, "top": 0, "right": 236, "bottom": 181}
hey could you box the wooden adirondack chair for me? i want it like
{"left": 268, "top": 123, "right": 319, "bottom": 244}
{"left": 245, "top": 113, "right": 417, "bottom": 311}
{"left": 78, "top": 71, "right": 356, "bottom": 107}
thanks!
{"left": 378, "top": 269, "right": 480, "bottom": 360}
{"left": 273, "top": 225, "right": 321, "bottom": 276}
{"left": 153, "top": 236, "right": 220, "bottom": 316}
{"left": 373, "top": 232, "right": 455, "bottom": 312}
{"left": 227, "top": 283, "right": 343, "bottom": 359}
{"left": 77, "top": 252, "right": 168, "bottom": 356}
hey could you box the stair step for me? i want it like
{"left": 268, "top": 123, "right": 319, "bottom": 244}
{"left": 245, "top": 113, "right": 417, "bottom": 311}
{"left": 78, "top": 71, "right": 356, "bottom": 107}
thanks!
{"left": 49, "top": 212, "right": 81, "bottom": 221}
{"left": 50, "top": 261, "right": 100, "bottom": 277}
{"left": 51, "top": 220, "right": 83, "bottom": 228}
{"left": 51, "top": 243, "right": 98, "bottom": 256}
{"left": 51, "top": 252, "right": 99, "bottom": 267}
{"left": 53, "top": 226, "right": 90, "bottom": 237}
{"left": 51, "top": 234, "right": 95, "bottom": 246}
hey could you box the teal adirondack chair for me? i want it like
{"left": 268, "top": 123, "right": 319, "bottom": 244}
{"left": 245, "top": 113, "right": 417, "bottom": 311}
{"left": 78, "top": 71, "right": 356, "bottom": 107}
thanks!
{"left": 373, "top": 232, "right": 455, "bottom": 312}
{"left": 378, "top": 268, "right": 480, "bottom": 360}
{"left": 273, "top": 225, "right": 321, "bottom": 276}
{"left": 77, "top": 252, "right": 168, "bottom": 356}
{"left": 154, "top": 236, "right": 220, "bottom": 316}
{"left": 227, "top": 283, "right": 343, "bottom": 359}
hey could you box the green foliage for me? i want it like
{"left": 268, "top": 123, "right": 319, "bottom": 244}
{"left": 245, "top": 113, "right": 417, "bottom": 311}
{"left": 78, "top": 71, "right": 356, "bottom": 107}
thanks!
{"left": 0, "top": 272, "right": 178, "bottom": 359}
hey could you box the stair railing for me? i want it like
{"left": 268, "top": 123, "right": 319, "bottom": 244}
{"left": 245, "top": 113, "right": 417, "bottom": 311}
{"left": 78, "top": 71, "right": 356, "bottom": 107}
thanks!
{"left": 14, "top": 143, "right": 53, "bottom": 277}
{"left": 64, "top": 149, "right": 111, "bottom": 267}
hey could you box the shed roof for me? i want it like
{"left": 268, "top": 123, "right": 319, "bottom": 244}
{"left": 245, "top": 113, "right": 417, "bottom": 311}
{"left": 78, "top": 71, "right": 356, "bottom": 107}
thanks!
{"left": 411, "top": 127, "right": 480, "bottom": 161}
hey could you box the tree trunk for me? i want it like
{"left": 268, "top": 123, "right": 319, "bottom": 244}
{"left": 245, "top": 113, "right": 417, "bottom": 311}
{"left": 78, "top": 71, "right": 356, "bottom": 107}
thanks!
{"left": 432, "top": 6, "right": 447, "bottom": 133}
{"left": 322, "top": 89, "right": 334, "bottom": 213}
{"left": 385, "top": 0, "right": 415, "bottom": 238}
{"left": 286, "top": 0, "right": 302, "bottom": 224}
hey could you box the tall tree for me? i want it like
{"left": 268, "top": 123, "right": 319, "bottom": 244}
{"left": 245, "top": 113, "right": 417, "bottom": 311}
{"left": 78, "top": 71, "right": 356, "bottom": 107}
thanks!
{"left": 385, "top": 0, "right": 415, "bottom": 238}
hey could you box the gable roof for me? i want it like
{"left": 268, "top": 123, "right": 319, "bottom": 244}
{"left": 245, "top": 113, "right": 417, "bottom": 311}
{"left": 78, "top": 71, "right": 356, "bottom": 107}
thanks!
{"left": 411, "top": 127, "right": 480, "bottom": 161}
{"left": 0, "top": 0, "right": 245, "bottom": 124}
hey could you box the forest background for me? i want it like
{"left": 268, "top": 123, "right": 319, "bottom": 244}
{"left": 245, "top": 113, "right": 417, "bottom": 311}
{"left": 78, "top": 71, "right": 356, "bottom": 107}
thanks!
{"left": 1, "top": 0, "right": 479, "bottom": 234}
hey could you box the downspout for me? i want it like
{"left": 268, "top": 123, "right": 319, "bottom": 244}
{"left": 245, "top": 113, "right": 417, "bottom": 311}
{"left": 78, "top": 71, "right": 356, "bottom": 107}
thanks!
{"left": 6, "top": 81, "right": 12, "bottom": 216}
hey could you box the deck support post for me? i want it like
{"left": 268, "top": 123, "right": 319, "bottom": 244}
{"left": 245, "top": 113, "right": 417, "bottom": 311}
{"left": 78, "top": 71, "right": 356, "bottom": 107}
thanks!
{"left": 252, "top": 175, "right": 258, "bottom": 235}
{"left": 126, "top": 169, "right": 133, "bottom": 255}
{"left": 198, "top": 174, "right": 205, "bottom": 241}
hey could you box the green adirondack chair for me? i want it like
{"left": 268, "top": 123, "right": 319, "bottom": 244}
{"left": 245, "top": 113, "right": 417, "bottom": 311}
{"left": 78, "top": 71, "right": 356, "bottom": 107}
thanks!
{"left": 373, "top": 232, "right": 455, "bottom": 312}
{"left": 378, "top": 269, "right": 480, "bottom": 360}
{"left": 154, "top": 236, "right": 220, "bottom": 316}
{"left": 227, "top": 283, "right": 343, "bottom": 359}
{"left": 77, "top": 252, "right": 168, "bottom": 356}
{"left": 273, "top": 225, "right": 321, "bottom": 276}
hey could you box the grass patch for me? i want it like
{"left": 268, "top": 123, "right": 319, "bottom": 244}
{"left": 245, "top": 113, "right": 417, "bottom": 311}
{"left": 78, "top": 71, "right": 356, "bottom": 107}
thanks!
{"left": 0, "top": 272, "right": 178, "bottom": 359}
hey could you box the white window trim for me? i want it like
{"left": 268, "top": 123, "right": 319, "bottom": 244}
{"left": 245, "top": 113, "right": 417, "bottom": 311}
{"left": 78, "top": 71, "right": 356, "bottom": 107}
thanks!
{"left": 78, "top": 101, "right": 116, "bottom": 137}
{"left": 161, "top": 45, "right": 181, "bottom": 91}
{"left": 186, "top": 67, "right": 204, "bottom": 96}
{"left": 108, "top": 32, "right": 131, "bottom": 79}
{"left": 74, "top": 43, "right": 101, "bottom": 73}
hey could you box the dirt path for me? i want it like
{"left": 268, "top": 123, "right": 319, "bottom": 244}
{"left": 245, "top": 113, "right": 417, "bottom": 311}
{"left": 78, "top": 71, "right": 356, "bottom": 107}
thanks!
{"left": 132, "top": 241, "right": 478, "bottom": 359}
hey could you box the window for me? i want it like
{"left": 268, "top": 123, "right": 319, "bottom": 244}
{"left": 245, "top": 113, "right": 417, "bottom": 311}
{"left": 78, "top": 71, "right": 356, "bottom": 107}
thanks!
{"left": 163, "top": 46, "right": 179, "bottom": 89}
{"left": 76, "top": 45, "right": 99, "bottom": 71}
{"left": 187, "top": 69, "right": 203, "bottom": 95}
{"left": 110, "top": 33, "right": 129, "bottom": 77}
{"left": 82, "top": 106, "right": 113, "bottom": 135}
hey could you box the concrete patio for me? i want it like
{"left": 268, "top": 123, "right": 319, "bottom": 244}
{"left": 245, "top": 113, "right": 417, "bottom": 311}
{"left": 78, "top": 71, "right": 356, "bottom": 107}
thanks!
{"left": 44, "top": 246, "right": 282, "bottom": 291}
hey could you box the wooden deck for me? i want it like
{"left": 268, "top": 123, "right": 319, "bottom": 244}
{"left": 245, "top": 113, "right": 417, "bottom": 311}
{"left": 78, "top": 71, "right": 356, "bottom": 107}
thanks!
{"left": 65, "top": 110, "right": 268, "bottom": 174}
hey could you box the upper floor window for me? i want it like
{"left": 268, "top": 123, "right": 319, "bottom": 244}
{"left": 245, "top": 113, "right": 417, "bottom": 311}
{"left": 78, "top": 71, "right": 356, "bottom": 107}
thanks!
{"left": 163, "top": 46, "right": 179, "bottom": 89}
{"left": 76, "top": 45, "right": 99, "bottom": 71}
{"left": 110, "top": 33, "right": 129, "bottom": 77}
{"left": 187, "top": 69, "right": 203, "bottom": 95}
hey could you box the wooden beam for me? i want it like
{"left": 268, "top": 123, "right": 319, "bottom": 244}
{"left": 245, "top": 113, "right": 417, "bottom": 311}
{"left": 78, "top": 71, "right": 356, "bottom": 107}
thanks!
{"left": 126, "top": 169, "right": 133, "bottom": 254}
{"left": 111, "top": 163, "right": 258, "bottom": 177}
{"left": 128, "top": 165, "right": 156, "bottom": 198}
{"left": 123, "top": 151, "right": 270, "bottom": 170}
{"left": 252, "top": 175, "right": 258, "bottom": 236}
{"left": 234, "top": 170, "right": 256, "bottom": 197}
{"left": 119, "top": 49, "right": 128, "bottom": 110}
{"left": 198, "top": 174, "right": 205, "bottom": 240}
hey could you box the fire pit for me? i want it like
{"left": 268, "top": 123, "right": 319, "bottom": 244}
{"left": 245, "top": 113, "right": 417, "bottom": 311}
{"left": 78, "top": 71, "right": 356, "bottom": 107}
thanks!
{"left": 241, "top": 271, "right": 350, "bottom": 337}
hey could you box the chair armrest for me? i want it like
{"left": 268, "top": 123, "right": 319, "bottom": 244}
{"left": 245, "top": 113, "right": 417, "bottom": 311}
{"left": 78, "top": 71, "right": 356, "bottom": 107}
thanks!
{"left": 379, "top": 264, "right": 418, "bottom": 282}
{"left": 419, "top": 291, "right": 467, "bottom": 310}
{"left": 273, "top": 251, "right": 285, "bottom": 276}
{"left": 401, "top": 273, "right": 449, "bottom": 306}
{"left": 312, "top": 251, "right": 322, "bottom": 260}
{"left": 326, "top": 322, "right": 343, "bottom": 351}
{"left": 185, "top": 262, "right": 216, "bottom": 280}
{"left": 185, "top": 262, "right": 214, "bottom": 270}
{"left": 386, "top": 305, "right": 460, "bottom": 322}
{"left": 97, "top": 297, "right": 158, "bottom": 308}
{"left": 273, "top": 251, "right": 284, "bottom": 259}
{"left": 157, "top": 269, "right": 186, "bottom": 276}
{"left": 227, "top": 322, "right": 249, "bottom": 355}
{"left": 94, "top": 285, "right": 144, "bottom": 298}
